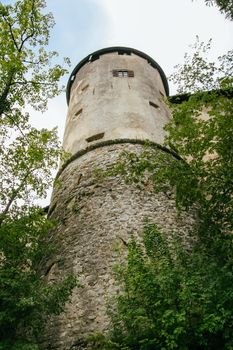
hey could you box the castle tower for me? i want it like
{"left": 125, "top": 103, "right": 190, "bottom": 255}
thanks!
{"left": 46, "top": 47, "right": 194, "bottom": 349}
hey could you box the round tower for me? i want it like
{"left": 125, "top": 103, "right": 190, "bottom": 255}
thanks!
{"left": 46, "top": 47, "right": 194, "bottom": 349}
{"left": 63, "top": 47, "right": 169, "bottom": 155}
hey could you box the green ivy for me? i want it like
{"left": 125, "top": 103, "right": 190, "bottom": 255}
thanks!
{"left": 0, "top": 209, "right": 78, "bottom": 349}
{"left": 89, "top": 40, "right": 233, "bottom": 350}
{"left": 91, "top": 224, "right": 232, "bottom": 350}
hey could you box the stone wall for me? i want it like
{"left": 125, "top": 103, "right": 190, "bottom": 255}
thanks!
{"left": 63, "top": 51, "right": 170, "bottom": 155}
{"left": 44, "top": 142, "right": 195, "bottom": 350}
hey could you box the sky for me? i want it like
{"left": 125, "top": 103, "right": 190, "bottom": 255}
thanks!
{"left": 9, "top": 0, "right": 231, "bottom": 204}
{"left": 29, "top": 0, "right": 232, "bottom": 140}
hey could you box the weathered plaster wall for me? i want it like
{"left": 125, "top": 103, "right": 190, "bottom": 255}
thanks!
{"left": 45, "top": 143, "right": 195, "bottom": 350}
{"left": 62, "top": 52, "right": 170, "bottom": 156}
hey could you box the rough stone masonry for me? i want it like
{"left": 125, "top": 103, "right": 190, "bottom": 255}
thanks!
{"left": 44, "top": 47, "right": 195, "bottom": 349}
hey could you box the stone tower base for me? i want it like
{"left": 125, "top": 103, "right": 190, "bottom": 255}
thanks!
{"left": 44, "top": 142, "right": 195, "bottom": 349}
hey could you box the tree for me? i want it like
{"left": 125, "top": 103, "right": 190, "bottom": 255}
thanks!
{"left": 202, "top": 0, "right": 233, "bottom": 20}
{"left": 0, "top": 1, "right": 77, "bottom": 348}
{"left": 0, "top": 210, "right": 76, "bottom": 350}
{"left": 0, "top": 0, "right": 68, "bottom": 118}
{"left": 0, "top": 0, "right": 70, "bottom": 221}
{"left": 90, "top": 223, "right": 232, "bottom": 350}
{"left": 89, "top": 40, "right": 233, "bottom": 349}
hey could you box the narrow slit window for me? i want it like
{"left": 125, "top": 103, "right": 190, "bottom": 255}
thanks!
{"left": 112, "top": 70, "right": 134, "bottom": 78}
{"left": 81, "top": 84, "right": 89, "bottom": 92}
{"left": 159, "top": 90, "right": 165, "bottom": 97}
{"left": 75, "top": 108, "right": 83, "bottom": 116}
{"left": 86, "top": 132, "right": 105, "bottom": 143}
{"left": 149, "top": 101, "right": 159, "bottom": 109}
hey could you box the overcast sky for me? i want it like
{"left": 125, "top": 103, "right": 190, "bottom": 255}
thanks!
{"left": 28, "top": 0, "right": 233, "bottom": 139}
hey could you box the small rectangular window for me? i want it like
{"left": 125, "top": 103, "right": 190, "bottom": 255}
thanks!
{"left": 112, "top": 70, "right": 134, "bottom": 78}
{"left": 149, "top": 101, "right": 159, "bottom": 109}
{"left": 86, "top": 132, "right": 105, "bottom": 143}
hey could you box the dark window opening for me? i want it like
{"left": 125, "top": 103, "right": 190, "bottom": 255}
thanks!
{"left": 75, "top": 108, "right": 82, "bottom": 116}
{"left": 86, "top": 132, "right": 105, "bottom": 143}
{"left": 112, "top": 69, "right": 134, "bottom": 78}
{"left": 149, "top": 101, "right": 159, "bottom": 109}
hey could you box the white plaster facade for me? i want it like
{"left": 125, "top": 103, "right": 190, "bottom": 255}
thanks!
{"left": 63, "top": 49, "right": 171, "bottom": 156}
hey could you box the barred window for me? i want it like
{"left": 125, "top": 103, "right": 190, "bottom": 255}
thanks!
{"left": 112, "top": 70, "right": 134, "bottom": 78}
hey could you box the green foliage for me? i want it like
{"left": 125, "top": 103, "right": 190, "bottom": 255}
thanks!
{"left": 0, "top": 1, "right": 77, "bottom": 348}
{"left": 107, "top": 39, "right": 233, "bottom": 232}
{"left": 166, "top": 41, "right": 233, "bottom": 242}
{"left": 0, "top": 0, "right": 70, "bottom": 219}
{"left": 0, "top": 0, "right": 69, "bottom": 115}
{"left": 91, "top": 40, "right": 233, "bottom": 349}
{"left": 92, "top": 224, "right": 233, "bottom": 350}
{"left": 165, "top": 93, "right": 233, "bottom": 235}
{"left": 0, "top": 126, "right": 60, "bottom": 223}
{"left": 169, "top": 37, "right": 233, "bottom": 93}
{"left": 0, "top": 209, "right": 77, "bottom": 349}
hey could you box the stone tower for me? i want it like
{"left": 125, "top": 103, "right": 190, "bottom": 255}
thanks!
{"left": 46, "top": 47, "right": 193, "bottom": 349}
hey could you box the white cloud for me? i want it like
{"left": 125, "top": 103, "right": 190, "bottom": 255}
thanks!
{"left": 96, "top": 0, "right": 233, "bottom": 85}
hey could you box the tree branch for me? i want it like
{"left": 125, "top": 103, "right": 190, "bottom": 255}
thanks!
{"left": 11, "top": 80, "right": 55, "bottom": 87}
{"left": 22, "top": 59, "right": 41, "bottom": 65}
{"left": 0, "top": 169, "right": 32, "bottom": 226}
{"left": 18, "top": 0, "right": 36, "bottom": 52}
{"left": 4, "top": 112, "right": 28, "bottom": 139}
{"left": 3, "top": 15, "right": 19, "bottom": 52}
{"left": 0, "top": 69, "right": 16, "bottom": 118}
